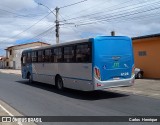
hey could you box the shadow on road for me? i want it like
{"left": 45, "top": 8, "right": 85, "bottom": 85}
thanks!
{"left": 16, "top": 80, "right": 129, "bottom": 101}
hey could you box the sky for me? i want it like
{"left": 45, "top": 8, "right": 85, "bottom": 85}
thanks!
{"left": 0, "top": 0, "right": 160, "bottom": 56}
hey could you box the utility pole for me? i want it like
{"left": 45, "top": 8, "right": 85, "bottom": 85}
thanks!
{"left": 55, "top": 7, "right": 60, "bottom": 44}
{"left": 38, "top": 1, "right": 87, "bottom": 44}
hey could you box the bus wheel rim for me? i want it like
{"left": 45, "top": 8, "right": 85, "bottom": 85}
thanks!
{"left": 58, "top": 78, "right": 62, "bottom": 89}
{"left": 29, "top": 75, "right": 32, "bottom": 83}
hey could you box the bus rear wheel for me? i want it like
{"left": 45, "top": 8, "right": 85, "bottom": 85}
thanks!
{"left": 56, "top": 76, "right": 63, "bottom": 90}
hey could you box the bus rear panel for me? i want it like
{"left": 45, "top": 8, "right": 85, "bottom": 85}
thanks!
{"left": 92, "top": 36, "right": 135, "bottom": 90}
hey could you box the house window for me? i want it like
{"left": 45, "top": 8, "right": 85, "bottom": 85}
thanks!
{"left": 10, "top": 50, "right": 12, "bottom": 55}
{"left": 138, "top": 51, "right": 147, "bottom": 56}
{"left": 6, "top": 62, "right": 9, "bottom": 66}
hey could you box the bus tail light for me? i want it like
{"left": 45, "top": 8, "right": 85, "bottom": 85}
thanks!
{"left": 97, "top": 83, "right": 102, "bottom": 87}
{"left": 132, "top": 65, "right": 135, "bottom": 76}
{"left": 94, "top": 67, "right": 101, "bottom": 80}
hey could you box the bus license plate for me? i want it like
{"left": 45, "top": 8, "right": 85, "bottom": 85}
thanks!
{"left": 113, "top": 77, "right": 120, "bottom": 80}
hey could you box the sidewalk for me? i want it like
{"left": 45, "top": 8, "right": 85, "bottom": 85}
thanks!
{"left": 0, "top": 69, "right": 29, "bottom": 125}
{"left": 0, "top": 69, "right": 21, "bottom": 75}
{"left": 0, "top": 108, "right": 18, "bottom": 125}
{"left": 109, "top": 79, "right": 160, "bottom": 99}
{"left": 0, "top": 100, "right": 20, "bottom": 125}
{"left": 0, "top": 100, "right": 36, "bottom": 125}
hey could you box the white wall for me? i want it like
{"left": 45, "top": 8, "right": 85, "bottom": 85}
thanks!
{"left": 13, "top": 46, "right": 44, "bottom": 69}
{"left": 9, "top": 61, "right": 13, "bottom": 68}
{"left": 0, "top": 61, "right": 5, "bottom": 69}
{"left": 13, "top": 49, "right": 23, "bottom": 69}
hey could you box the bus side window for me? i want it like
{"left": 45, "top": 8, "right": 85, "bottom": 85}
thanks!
{"left": 38, "top": 50, "right": 43, "bottom": 62}
{"left": 22, "top": 53, "right": 26, "bottom": 66}
{"left": 54, "top": 48, "right": 63, "bottom": 63}
{"left": 45, "top": 49, "right": 51, "bottom": 62}
{"left": 42, "top": 50, "right": 45, "bottom": 62}
{"left": 64, "top": 46, "right": 75, "bottom": 63}
{"left": 51, "top": 49, "right": 55, "bottom": 62}
{"left": 32, "top": 51, "right": 37, "bottom": 63}
{"left": 76, "top": 43, "right": 91, "bottom": 63}
{"left": 26, "top": 52, "right": 31, "bottom": 63}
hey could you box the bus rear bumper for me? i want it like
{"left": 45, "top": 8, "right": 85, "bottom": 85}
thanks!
{"left": 94, "top": 75, "right": 135, "bottom": 90}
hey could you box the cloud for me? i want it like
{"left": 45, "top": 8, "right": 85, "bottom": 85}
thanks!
{"left": 0, "top": 0, "right": 160, "bottom": 56}
{"left": 0, "top": 0, "right": 37, "bottom": 10}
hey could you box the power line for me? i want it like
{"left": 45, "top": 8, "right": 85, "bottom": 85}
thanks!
{"left": 38, "top": 3, "right": 56, "bottom": 16}
{"left": 112, "top": 11, "right": 160, "bottom": 23}
{"left": 59, "top": 0, "right": 131, "bottom": 33}
{"left": 59, "top": 13, "right": 79, "bottom": 33}
{"left": 0, "top": 8, "right": 29, "bottom": 17}
{"left": 1, "top": 12, "right": 52, "bottom": 43}
{"left": 61, "top": 0, "right": 132, "bottom": 22}
{"left": 86, "top": 0, "right": 160, "bottom": 21}
{"left": 75, "top": 6, "right": 160, "bottom": 26}
{"left": 64, "top": 0, "right": 110, "bottom": 17}
{"left": 34, "top": 27, "right": 55, "bottom": 43}
{"left": 68, "top": 1, "right": 160, "bottom": 26}
{"left": 61, "top": 3, "right": 160, "bottom": 28}
{"left": 59, "top": 0, "right": 87, "bottom": 9}
{"left": 61, "top": 0, "right": 158, "bottom": 24}
{"left": 64, "top": 11, "right": 160, "bottom": 28}
{"left": 0, "top": 8, "right": 45, "bottom": 18}
{"left": 22, "top": 26, "right": 55, "bottom": 43}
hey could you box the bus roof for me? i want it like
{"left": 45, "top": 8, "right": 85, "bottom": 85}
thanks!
{"left": 22, "top": 36, "right": 131, "bottom": 52}
{"left": 23, "top": 38, "right": 90, "bottom": 52}
{"left": 94, "top": 36, "right": 131, "bottom": 40}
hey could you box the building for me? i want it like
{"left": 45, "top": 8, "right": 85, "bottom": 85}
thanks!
{"left": 132, "top": 33, "right": 160, "bottom": 79}
{"left": 0, "top": 56, "right": 6, "bottom": 69}
{"left": 5, "top": 41, "right": 50, "bottom": 69}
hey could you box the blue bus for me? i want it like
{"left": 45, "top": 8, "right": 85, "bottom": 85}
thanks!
{"left": 21, "top": 36, "right": 135, "bottom": 91}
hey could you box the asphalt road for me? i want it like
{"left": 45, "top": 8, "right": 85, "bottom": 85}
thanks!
{"left": 0, "top": 73, "right": 160, "bottom": 125}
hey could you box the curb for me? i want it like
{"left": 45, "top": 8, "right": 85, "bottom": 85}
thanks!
{"left": 0, "top": 100, "right": 37, "bottom": 125}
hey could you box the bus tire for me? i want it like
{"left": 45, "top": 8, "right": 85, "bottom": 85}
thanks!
{"left": 27, "top": 73, "right": 33, "bottom": 84}
{"left": 56, "top": 76, "right": 63, "bottom": 90}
